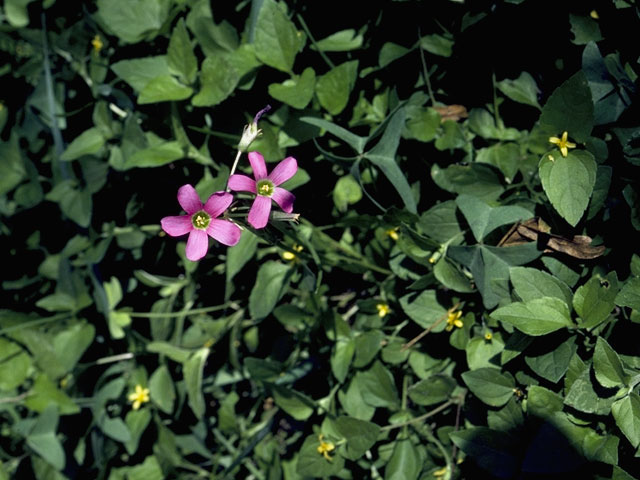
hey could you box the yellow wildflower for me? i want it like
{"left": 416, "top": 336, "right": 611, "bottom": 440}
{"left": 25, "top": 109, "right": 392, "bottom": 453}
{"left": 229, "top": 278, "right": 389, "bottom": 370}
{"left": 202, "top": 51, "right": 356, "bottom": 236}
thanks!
{"left": 282, "top": 244, "right": 303, "bottom": 261}
{"left": 128, "top": 384, "right": 150, "bottom": 410}
{"left": 590, "top": 10, "right": 599, "bottom": 19}
{"left": 386, "top": 227, "right": 399, "bottom": 241}
{"left": 548, "top": 131, "right": 576, "bottom": 157}
{"left": 433, "top": 466, "right": 448, "bottom": 477}
{"left": 317, "top": 434, "right": 335, "bottom": 462}
{"left": 484, "top": 332, "right": 493, "bottom": 341}
{"left": 91, "top": 35, "right": 103, "bottom": 53}
{"left": 445, "top": 310, "right": 463, "bottom": 331}
{"left": 376, "top": 303, "right": 391, "bottom": 318}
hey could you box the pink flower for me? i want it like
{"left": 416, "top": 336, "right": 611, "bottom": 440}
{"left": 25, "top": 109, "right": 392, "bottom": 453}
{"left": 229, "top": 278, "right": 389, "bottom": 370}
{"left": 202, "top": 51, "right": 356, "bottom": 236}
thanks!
{"left": 228, "top": 151, "right": 297, "bottom": 229}
{"left": 161, "top": 184, "right": 241, "bottom": 261}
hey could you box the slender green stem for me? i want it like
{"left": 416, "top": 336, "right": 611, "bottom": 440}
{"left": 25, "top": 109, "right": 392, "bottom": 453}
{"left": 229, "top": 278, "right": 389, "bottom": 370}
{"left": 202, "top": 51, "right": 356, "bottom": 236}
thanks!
{"left": 122, "top": 303, "right": 238, "bottom": 318}
{"left": 0, "top": 312, "right": 72, "bottom": 335}
{"left": 296, "top": 14, "right": 335, "bottom": 69}
{"left": 380, "top": 398, "right": 459, "bottom": 431}
{"left": 492, "top": 70, "right": 503, "bottom": 129}
{"left": 418, "top": 32, "right": 436, "bottom": 106}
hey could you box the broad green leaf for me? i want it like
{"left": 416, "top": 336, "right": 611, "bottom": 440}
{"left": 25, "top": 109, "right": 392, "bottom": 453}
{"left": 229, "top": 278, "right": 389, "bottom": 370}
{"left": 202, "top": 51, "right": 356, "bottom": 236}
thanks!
{"left": 616, "top": 277, "right": 640, "bottom": 311}
{"left": 124, "top": 408, "right": 151, "bottom": 455}
{"left": 509, "top": 266, "right": 573, "bottom": 307}
{"left": 183, "top": 347, "right": 209, "bottom": 419}
{"left": 365, "top": 107, "right": 417, "bottom": 213}
{"left": 379, "top": 42, "right": 409, "bottom": 68}
{"left": 112, "top": 56, "right": 170, "bottom": 92}
{"left": 564, "top": 364, "right": 615, "bottom": 415}
{"left": 524, "top": 335, "right": 577, "bottom": 383}
{"left": 271, "top": 385, "right": 314, "bottom": 420}
{"left": 539, "top": 71, "right": 594, "bottom": 142}
{"left": 526, "top": 385, "right": 564, "bottom": 420}
{"left": 434, "top": 257, "right": 474, "bottom": 293}
{"left": 138, "top": 75, "right": 193, "bottom": 104}
{"left": 95, "top": 0, "right": 170, "bottom": 44}
{"left": 0, "top": 132, "right": 26, "bottom": 195}
{"left": 315, "top": 60, "right": 358, "bottom": 115}
{"left": 125, "top": 141, "right": 184, "bottom": 169}
{"left": 249, "top": 261, "right": 292, "bottom": 319}
{"left": 539, "top": 149, "right": 597, "bottom": 226}
{"left": 24, "top": 373, "right": 79, "bottom": 415}
{"left": 356, "top": 361, "right": 399, "bottom": 409}
{"left": 491, "top": 297, "right": 573, "bottom": 336}
{"left": 434, "top": 120, "right": 467, "bottom": 150}
{"left": 167, "top": 18, "right": 197, "bottom": 85}
{"left": 146, "top": 342, "right": 192, "bottom": 363}
{"left": 448, "top": 243, "right": 541, "bottom": 309}
{"left": 462, "top": 368, "right": 515, "bottom": 407}
{"left": 384, "top": 437, "right": 422, "bottom": 480}
{"left": 186, "top": 0, "right": 238, "bottom": 56}
{"left": 408, "top": 374, "right": 456, "bottom": 406}
{"left": 0, "top": 338, "right": 31, "bottom": 390}
{"left": 419, "top": 34, "right": 453, "bottom": 57}
{"left": 418, "top": 200, "right": 463, "bottom": 243}
{"left": 496, "top": 72, "right": 541, "bottom": 109}
{"left": 334, "top": 416, "right": 379, "bottom": 460}
{"left": 573, "top": 272, "right": 619, "bottom": 328}
{"left": 475, "top": 143, "right": 521, "bottom": 182}
{"left": 5, "top": 0, "right": 35, "bottom": 28}
{"left": 126, "top": 456, "right": 164, "bottom": 480}
{"left": 313, "top": 29, "right": 363, "bottom": 52}
{"left": 353, "top": 330, "right": 384, "bottom": 368}
{"left": 192, "top": 55, "right": 239, "bottom": 107}
{"left": 45, "top": 180, "right": 92, "bottom": 228}
{"left": 587, "top": 164, "right": 612, "bottom": 219}
{"left": 450, "top": 427, "right": 519, "bottom": 479}
{"left": 338, "top": 377, "right": 375, "bottom": 420}
{"left": 60, "top": 128, "right": 106, "bottom": 161}
{"left": 52, "top": 322, "right": 95, "bottom": 374}
{"left": 296, "top": 434, "right": 345, "bottom": 477}
{"left": 404, "top": 106, "right": 441, "bottom": 142}
{"left": 400, "top": 289, "right": 447, "bottom": 331}
{"left": 593, "top": 337, "right": 628, "bottom": 388}
{"left": 570, "top": 13, "right": 603, "bottom": 45}
{"left": 149, "top": 365, "right": 175, "bottom": 414}
{"left": 487, "top": 397, "right": 524, "bottom": 432}
{"left": 431, "top": 163, "right": 504, "bottom": 202}
{"left": 333, "top": 174, "right": 362, "bottom": 211}
{"left": 456, "top": 194, "right": 533, "bottom": 242}
{"left": 254, "top": 0, "right": 301, "bottom": 73}
{"left": 612, "top": 394, "right": 640, "bottom": 448}
{"left": 466, "top": 334, "right": 504, "bottom": 370}
{"left": 26, "top": 406, "right": 65, "bottom": 470}
{"left": 330, "top": 338, "right": 354, "bottom": 383}
{"left": 268, "top": 67, "right": 315, "bottom": 109}
{"left": 300, "top": 116, "right": 367, "bottom": 154}
{"left": 226, "top": 230, "right": 259, "bottom": 298}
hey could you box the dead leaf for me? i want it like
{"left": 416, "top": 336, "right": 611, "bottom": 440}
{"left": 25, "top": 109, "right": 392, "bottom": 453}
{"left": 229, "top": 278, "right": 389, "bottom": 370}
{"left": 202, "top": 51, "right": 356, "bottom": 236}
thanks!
{"left": 498, "top": 217, "right": 605, "bottom": 260}
{"left": 434, "top": 104, "right": 468, "bottom": 122}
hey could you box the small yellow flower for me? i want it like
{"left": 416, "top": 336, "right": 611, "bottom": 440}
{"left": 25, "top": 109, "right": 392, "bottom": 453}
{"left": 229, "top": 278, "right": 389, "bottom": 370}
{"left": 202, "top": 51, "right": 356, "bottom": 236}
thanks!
{"left": 386, "top": 227, "right": 399, "bottom": 241}
{"left": 128, "top": 385, "right": 150, "bottom": 410}
{"left": 445, "top": 310, "right": 463, "bottom": 332}
{"left": 282, "top": 244, "right": 303, "bottom": 261}
{"left": 376, "top": 303, "right": 391, "bottom": 318}
{"left": 433, "top": 466, "right": 448, "bottom": 477}
{"left": 548, "top": 131, "right": 576, "bottom": 158}
{"left": 484, "top": 332, "right": 493, "bottom": 341}
{"left": 203, "top": 338, "right": 215, "bottom": 348}
{"left": 91, "top": 35, "right": 103, "bottom": 53}
{"left": 590, "top": 10, "right": 599, "bottom": 19}
{"left": 317, "top": 434, "right": 335, "bottom": 462}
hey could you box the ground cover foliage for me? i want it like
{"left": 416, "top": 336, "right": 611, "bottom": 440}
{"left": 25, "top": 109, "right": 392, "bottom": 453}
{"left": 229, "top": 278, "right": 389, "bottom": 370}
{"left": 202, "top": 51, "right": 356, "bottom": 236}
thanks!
{"left": 1, "top": 0, "right": 640, "bottom": 478}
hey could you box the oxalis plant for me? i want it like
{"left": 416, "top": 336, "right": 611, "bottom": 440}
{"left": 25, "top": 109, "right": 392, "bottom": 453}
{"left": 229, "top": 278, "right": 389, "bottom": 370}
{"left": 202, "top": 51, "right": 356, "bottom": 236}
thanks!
{"left": 1, "top": 1, "right": 640, "bottom": 479}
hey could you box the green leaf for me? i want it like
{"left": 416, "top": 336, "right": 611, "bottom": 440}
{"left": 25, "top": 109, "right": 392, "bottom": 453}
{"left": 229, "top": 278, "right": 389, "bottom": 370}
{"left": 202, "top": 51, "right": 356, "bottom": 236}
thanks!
{"left": 434, "top": 120, "right": 467, "bottom": 150}
{"left": 338, "top": 377, "right": 375, "bottom": 421}
{"left": 419, "top": 34, "right": 453, "bottom": 57}
{"left": 26, "top": 405, "right": 65, "bottom": 470}
{"left": 249, "top": 261, "right": 292, "bottom": 319}
{"left": 466, "top": 334, "right": 504, "bottom": 370}
{"left": 400, "top": 289, "right": 447, "bottom": 331}
{"left": 334, "top": 416, "right": 379, "bottom": 460}
{"left": 192, "top": 55, "right": 239, "bottom": 107}
{"left": 404, "top": 106, "right": 441, "bottom": 142}
{"left": 5, "top": 0, "right": 35, "bottom": 28}
{"left": 331, "top": 338, "right": 354, "bottom": 383}
{"left": 509, "top": 266, "right": 573, "bottom": 307}
{"left": 126, "top": 141, "right": 184, "bottom": 169}
{"left": 491, "top": 297, "right": 573, "bottom": 336}
{"left": 45, "top": 180, "right": 92, "bottom": 228}
{"left": 138, "top": 75, "right": 193, "bottom": 104}
{"left": 52, "top": 322, "right": 95, "bottom": 374}
{"left": 149, "top": 365, "right": 175, "bottom": 414}
{"left": 573, "top": 272, "right": 619, "bottom": 328}
{"left": 539, "top": 149, "right": 597, "bottom": 226}
{"left": 253, "top": 0, "right": 301, "bottom": 73}
{"left": 564, "top": 362, "right": 615, "bottom": 415}
{"left": 356, "top": 361, "right": 399, "bottom": 409}
{"left": 271, "top": 385, "right": 314, "bottom": 420}
{"left": 475, "top": 143, "right": 521, "bottom": 182}
{"left": 450, "top": 427, "right": 519, "bottom": 479}
{"left": 0, "top": 338, "right": 31, "bottom": 390}
{"left": 226, "top": 230, "right": 259, "bottom": 297}
{"left": 124, "top": 408, "right": 151, "bottom": 455}
{"left": 384, "top": 437, "right": 422, "bottom": 480}
{"left": 24, "top": 373, "right": 79, "bottom": 415}
{"left": 526, "top": 385, "right": 564, "bottom": 420}
{"left": 616, "top": 277, "right": 640, "bottom": 311}
{"left": 300, "top": 116, "right": 367, "bottom": 154}
{"left": 353, "top": 330, "right": 384, "bottom": 368}
{"left": 313, "top": 29, "right": 363, "bottom": 52}
{"left": 539, "top": 71, "right": 594, "bottom": 142}
{"left": 315, "top": 60, "right": 359, "bottom": 115}
{"left": 418, "top": 200, "right": 463, "bottom": 243}
{"left": 296, "top": 434, "right": 345, "bottom": 477}
{"left": 379, "top": 42, "right": 409, "bottom": 68}
{"left": 570, "top": 13, "right": 603, "bottom": 45}
{"left": 431, "top": 163, "right": 504, "bottom": 202}
{"left": 496, "top": 72, "right": 541, "bottom": 109}
{"left": 612, "top": 393, "right": 640, "bottom": 448}
{"left": 456, "top": 194, "right": 533, "bottom": 242}
{"left": 95, "top": 0, "right": 170, "bottom": 44}
{"left": 112, "top": 56, "right": 171, "bottom": 92}
{"left": 434, "top": 257, "right": 474, "bottom": 293}
{"left": 524, "top": 335, "right": 577, "bottom": 383}
{"left": 408, "top": 374, "right": 456, "bottom": 406}
{"left": 126, "top": 456, "right": 164, "bottom": 480}
{"left": 269, "top": 67, "right": 316, "bottom": 109}
{"left": 462, "top": 368, "right": 515, "bottom": 407}
{"left": 167, "top": 18, "right": 198, "bottom": 85}
{"left": 365, "top": 107, "right": 417, "bottom": 213}
{"left": 60, "top": 128, "right": 106, "bottom": 161}
{"left": 0, "top": 132, "right": 26, "bottom": 195}
{"left": 333, "top": 174, "right": 362, "bottom": 211}
{"left": 593, "top": 337, "right": 628, "bottom": 388}
{"left": 183, "top": 347, "right": 209, "bottom": 419}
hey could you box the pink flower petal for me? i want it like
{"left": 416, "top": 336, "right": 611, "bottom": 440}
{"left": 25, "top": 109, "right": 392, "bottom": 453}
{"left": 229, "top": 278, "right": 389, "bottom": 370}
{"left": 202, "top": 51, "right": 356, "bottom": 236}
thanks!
{"left": 271, "top": 187, "right": 295, "bottom": 213}
{"left": 248, "top": 195, "right": 272, "bottom": 229}
{"left": 228, "top": 174, "right": 257, "bottom": 193}
{"left": 177, "top": 184, "right": 203, "bottom": 214}
{"left": 268, "top": 156, "right": 297, "bottom": 186}
{"left": 185, "top": 229, "right": 209, "bottom": 261}
{"left": 248, "top": 151, "right": 268, "bottom": 180}
{"left": 203, "top": 191, "right": 233, "bottom": 219}
{"left": 161, "top": 215, "right": 193, "bottom": 237}
{"left": 207, "top": 219, "right": 242, "bottom": 246}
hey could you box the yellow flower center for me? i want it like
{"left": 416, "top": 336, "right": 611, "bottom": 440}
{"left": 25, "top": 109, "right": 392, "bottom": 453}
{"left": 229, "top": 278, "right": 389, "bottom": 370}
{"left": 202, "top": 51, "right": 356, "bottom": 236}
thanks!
{"left": 445, "top": 310, "right": 463, "bottom": 331}
{"left": 257, "top": 179, "right": 274, "bottom": 196}
{"left": 548, "top": 131, "right": 576, "bottom": 157}
{"left": 92, "top": 35, "right": 103, "bottom": 53}
{"left": 376, "top": 303, "right": 391, "bottom": 317}
{"left": 192, "top": 211, "right": 211, "bottom": 230}
{"left": 484, "top": 332, "right": 493, "bottom": 341}
{"left": 128, "top": 385, "right": 150, "bottom": 410}
{"left": 282, "top": 244, "right": 303, "bottom": 261}
{"left": 317, "top": 434, "right": 335, "bottom": 462}
{"left": 386, "top": 227, "right": 399, "bottom": 241}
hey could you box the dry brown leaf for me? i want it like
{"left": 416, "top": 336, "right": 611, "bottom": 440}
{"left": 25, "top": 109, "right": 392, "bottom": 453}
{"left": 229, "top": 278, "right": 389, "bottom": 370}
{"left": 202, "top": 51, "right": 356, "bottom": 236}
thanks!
{"left": 434, "top": 104, "right": 468, "bottom": 122}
